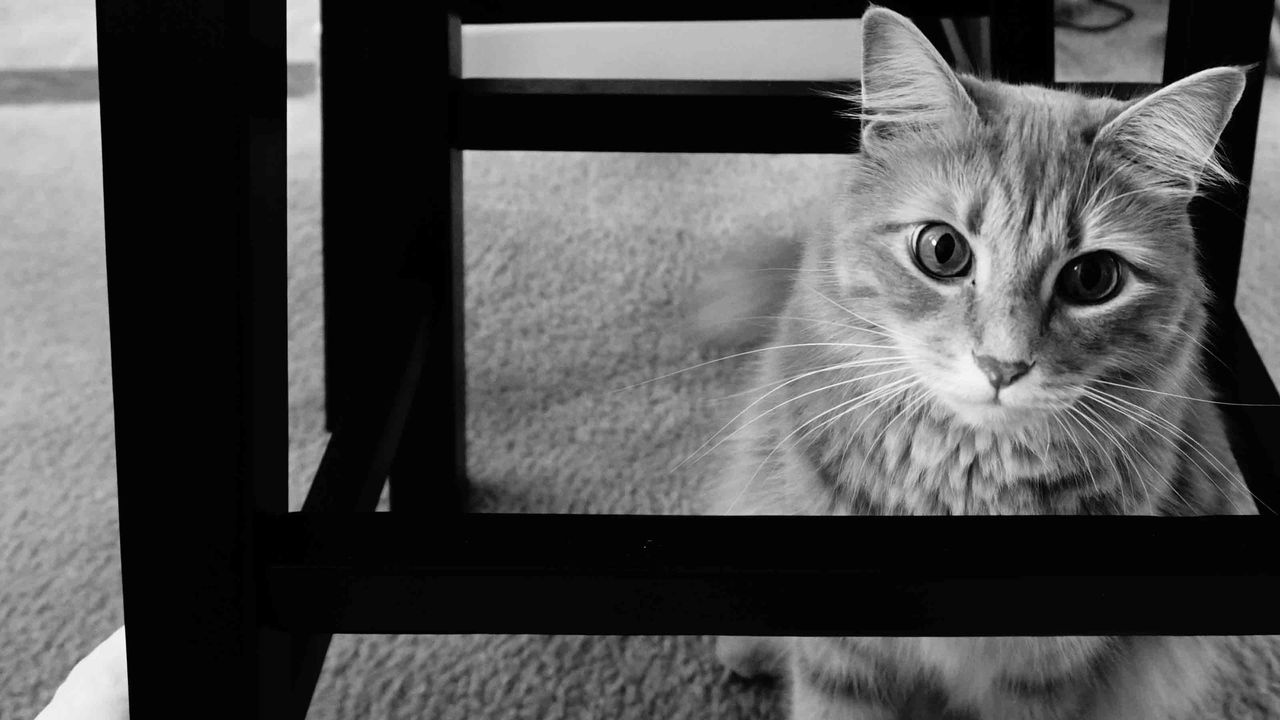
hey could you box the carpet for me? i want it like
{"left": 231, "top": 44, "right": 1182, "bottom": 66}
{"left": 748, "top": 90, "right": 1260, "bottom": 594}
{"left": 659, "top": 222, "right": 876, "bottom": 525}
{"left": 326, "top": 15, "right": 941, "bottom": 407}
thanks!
{"left": 6, "top": 83, "right": 1280, "bottom": 718}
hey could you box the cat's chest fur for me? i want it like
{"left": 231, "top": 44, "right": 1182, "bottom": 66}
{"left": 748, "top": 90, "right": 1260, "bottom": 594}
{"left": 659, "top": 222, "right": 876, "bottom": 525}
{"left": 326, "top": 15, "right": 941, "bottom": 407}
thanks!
{"left": 799, "top": 403, "right": 1081, "bottom": 515}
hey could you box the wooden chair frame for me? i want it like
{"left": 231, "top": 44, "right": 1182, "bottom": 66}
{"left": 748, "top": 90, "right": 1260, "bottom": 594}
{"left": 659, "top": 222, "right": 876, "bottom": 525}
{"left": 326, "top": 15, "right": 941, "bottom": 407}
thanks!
{"left": 94, "top": 1, "right": 1280, "bottom": 717}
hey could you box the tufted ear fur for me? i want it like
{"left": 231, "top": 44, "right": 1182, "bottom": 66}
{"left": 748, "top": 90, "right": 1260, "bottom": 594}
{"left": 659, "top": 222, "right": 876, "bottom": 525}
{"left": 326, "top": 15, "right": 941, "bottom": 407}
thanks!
{"left": 1094, "top": 66, "right": 1247, "bottom": 195}
{"left": 856, "top": 6, "right": 978, "bottom": 151}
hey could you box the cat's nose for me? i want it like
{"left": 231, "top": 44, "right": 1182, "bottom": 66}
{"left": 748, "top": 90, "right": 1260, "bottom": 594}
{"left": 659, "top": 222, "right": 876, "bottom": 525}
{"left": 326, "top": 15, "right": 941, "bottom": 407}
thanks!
{"left": 973, "top": 354, "right": 1032, "bottom": 390}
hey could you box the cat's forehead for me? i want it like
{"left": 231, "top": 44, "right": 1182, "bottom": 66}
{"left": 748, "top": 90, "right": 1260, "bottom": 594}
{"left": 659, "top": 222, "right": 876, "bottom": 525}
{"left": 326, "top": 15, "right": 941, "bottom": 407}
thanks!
{"left": 958, "top": 75, "right": 1130, "bottom": 142}
{"left": 937, "top": 78, "right": 1136, "bottom": 249}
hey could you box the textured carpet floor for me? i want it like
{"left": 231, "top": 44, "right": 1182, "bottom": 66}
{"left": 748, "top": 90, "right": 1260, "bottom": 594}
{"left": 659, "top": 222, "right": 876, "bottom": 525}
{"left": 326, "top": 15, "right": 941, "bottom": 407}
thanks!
{"left": 7, "top": 83, "right": 1280, "bottom": 718}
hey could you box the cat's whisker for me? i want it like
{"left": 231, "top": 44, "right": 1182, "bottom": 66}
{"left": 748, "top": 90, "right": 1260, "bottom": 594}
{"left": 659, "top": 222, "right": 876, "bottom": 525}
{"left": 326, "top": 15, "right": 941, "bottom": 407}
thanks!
{"left": 613, "top": 342, "right": 899, "bottom": 393}
{"left": 1061, "top": 407, "right": 1107, "bottom": 487}
{"left": 785, "top": 379, "right": 919, "bottom": 468}
{"left": 831, "top": 378, "right": 922, "bottom": 480}
{"left": 784, "top": 383, "right": 924, "bottom": 507}
{"left": 1087, "top": 386, "right": 1238, "bottom": 481}
{"left": 1079, "top": 404, "right": 1155, "bottom": 510}
{"left": 1171, "top": 325, "right": 1231, "bottom": 372}
{"left": 798, "top": 379, "right": 916, "bottom": 445}
{"left": 1085, "top": 387, "right": 1273, "bottom": 513}
{"left": 723, "top": 378, "right": 916, "bottom": 514}
{"left": 1087, "top": 387, "right": 1209, "bottom": 459}
{"left": 670, "top": 356, "right": 911, "bottom": 466}
{"left": 1066, "top": 403, "right": 1149, "bottom": 509}
{"left": 1084, "top": 389, "right": 1236, "bottom": 507}
{"left": 675, "top": 363, "right": 916, "bottom": 471}
{"left": 803, "top": 284, "right": 905, "bottom": 340}
{"left": 1049, "top": 407, "right": 1101, "bottom": 498}
{"left": 689, "top": 309, "right": 898, "bottom": 344}
{"left": 742, "top": 266, "right": 834, "bottom": 275}
{"left": 710, "top": 357, "right": 913, "bottom": 402}
{"left": 1077, "top": 400, "right": 1152, "bottom": 483}
{"left": 1080, "top": 392, "right": 1198, "bottom": 504}
{"left": 1093, "top": 389, "right": 1263, "bottom": 512}
{"left": 731, "top": 314, "right": 901, "bottom": 338}
{"left": 1093, "top": 379, "right": 1280, "bottom": 408}
{"left": 1081, "top": 398, "right": 1189, "bottom": 510}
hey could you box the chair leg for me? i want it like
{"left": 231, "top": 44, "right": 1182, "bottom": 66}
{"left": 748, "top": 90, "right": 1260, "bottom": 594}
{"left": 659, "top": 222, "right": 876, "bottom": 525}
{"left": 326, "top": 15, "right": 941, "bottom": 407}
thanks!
{"left": 316, "top": 2, "right": 458, "bottom": 514}
{"left": 97, "top": 0, "right": 289, "bottom": 714}
{"left": 387, "top": 13, "right": 467, "bottom": 513}
{"left": 319, "top": 3, "right": 466, "bottom": 510}
{"left": 321, "top": 10, "right": 468, "bottom": 523}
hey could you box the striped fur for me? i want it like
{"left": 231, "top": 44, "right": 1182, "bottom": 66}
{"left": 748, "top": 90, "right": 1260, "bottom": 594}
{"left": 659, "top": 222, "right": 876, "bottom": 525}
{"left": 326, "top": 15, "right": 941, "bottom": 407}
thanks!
{"left": 708, "top": 6, "right": 1257, "bottom": 719}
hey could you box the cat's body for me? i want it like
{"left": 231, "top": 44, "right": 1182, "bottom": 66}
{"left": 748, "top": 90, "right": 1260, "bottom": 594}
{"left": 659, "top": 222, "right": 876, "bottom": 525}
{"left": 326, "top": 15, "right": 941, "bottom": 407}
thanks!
{"left": 717, "top": 634, "right": 1236, "bottom": 720}
{"left": 704, "top": 7, "right": 1258, "bottom": 719}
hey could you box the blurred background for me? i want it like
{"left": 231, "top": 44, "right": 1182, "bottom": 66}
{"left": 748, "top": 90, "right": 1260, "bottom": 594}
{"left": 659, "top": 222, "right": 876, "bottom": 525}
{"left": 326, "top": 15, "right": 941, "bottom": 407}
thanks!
{"left": 4, "top": 1, "right": 1280, "bottom": 718}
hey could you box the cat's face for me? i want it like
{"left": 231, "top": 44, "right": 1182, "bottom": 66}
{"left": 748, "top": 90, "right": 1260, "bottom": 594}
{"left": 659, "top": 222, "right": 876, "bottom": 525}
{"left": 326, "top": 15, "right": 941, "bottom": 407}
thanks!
{"left": 842, "top": 84, "right": 1201, "bottom": 430}
{"left": 828, "top": 8, "right": 1244, "bottom": 432}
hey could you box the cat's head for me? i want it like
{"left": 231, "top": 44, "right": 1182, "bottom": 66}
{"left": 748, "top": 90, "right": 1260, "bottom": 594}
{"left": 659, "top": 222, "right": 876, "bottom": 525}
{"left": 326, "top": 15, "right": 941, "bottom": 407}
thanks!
{"left": 825, "top": 6, "right": 1246, "bottom": 430}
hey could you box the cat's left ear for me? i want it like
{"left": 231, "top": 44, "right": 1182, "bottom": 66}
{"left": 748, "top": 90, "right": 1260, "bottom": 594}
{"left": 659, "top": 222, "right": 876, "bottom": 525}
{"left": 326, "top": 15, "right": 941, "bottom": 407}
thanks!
{"left": 857, "top": 6, "right": 978, "bottom": 149}
{"left": 1094, "top": 66, "right": 1247, "bottom": 193}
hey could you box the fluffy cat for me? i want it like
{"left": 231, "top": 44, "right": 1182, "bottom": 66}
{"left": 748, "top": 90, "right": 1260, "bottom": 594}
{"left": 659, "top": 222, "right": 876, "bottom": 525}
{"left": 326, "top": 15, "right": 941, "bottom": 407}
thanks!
{"left": 704, "top": 7, "right": 1259, "bottom": 720}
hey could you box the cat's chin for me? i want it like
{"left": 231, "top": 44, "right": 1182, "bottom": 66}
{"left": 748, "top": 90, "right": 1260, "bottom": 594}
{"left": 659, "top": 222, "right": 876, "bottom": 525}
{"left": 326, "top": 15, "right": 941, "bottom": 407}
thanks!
{"left": 942, "top": 397, "right": 1049, "bottom": 430}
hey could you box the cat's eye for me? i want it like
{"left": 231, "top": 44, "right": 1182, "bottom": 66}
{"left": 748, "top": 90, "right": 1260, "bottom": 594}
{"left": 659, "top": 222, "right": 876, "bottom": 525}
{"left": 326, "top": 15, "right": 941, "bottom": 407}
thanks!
{"left": 911, "top": 223, "right": 972, "bottom": 279}
{"left": 1056, "top": 251, "right": 1124, "bottom": 304}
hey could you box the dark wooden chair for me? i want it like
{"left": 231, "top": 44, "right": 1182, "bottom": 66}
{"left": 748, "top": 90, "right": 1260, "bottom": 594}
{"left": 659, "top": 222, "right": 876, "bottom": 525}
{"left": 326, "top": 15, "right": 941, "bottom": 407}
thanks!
{"left": 94, "top": 1, "right": 1280, "bottom": 717}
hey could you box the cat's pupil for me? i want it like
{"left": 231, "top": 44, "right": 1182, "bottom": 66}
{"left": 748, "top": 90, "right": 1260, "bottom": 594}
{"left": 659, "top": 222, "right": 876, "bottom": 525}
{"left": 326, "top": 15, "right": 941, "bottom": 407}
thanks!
{"left": 934, "top": 233, "right": 955, "bottom": 264}
{"left": 1079, "top": 259, "right": 1101, "bottom": 289}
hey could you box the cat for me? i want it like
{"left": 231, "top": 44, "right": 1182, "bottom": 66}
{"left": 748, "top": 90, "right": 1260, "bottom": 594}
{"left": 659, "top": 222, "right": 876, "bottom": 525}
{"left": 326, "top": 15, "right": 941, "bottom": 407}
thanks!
{"left": 703, "top": 7, "right": 1258, "bottom": 720}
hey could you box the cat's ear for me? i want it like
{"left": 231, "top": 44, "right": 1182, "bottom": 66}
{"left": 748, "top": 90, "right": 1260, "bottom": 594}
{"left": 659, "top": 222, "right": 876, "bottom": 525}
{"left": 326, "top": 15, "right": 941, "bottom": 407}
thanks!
{"left": 858, "top": 6, "right": 977, "bottom": 149}
{"left": 1094, "top": 66, "right": 1247, "bottom": 194}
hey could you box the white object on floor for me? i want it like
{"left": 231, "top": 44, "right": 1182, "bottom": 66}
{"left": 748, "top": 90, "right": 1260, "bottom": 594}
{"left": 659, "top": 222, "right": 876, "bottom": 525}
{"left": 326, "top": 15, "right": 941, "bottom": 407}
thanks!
{"left": 34, "top": 625, "right": 129, "bottom": 720}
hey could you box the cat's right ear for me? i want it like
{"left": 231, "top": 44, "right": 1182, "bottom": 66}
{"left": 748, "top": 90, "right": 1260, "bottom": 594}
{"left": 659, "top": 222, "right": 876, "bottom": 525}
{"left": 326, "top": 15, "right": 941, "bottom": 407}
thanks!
{"left": 857, "top": 6, "right": 977, "bottom": 150}
{"left": 1093, "top": 66, "right": 1247, "bottom": 195}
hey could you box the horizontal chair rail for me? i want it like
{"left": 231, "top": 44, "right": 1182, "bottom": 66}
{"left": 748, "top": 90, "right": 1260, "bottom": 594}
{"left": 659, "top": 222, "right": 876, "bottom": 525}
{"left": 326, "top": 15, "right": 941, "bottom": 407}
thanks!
{"left": 455, "top": 0, "right": 995, "bottom": 24}
{"left": 264, "top": 513, "right": 1280, "bottom": 636}
{"left": 457, "top": 80, "right": 1160, "bottom": 153}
